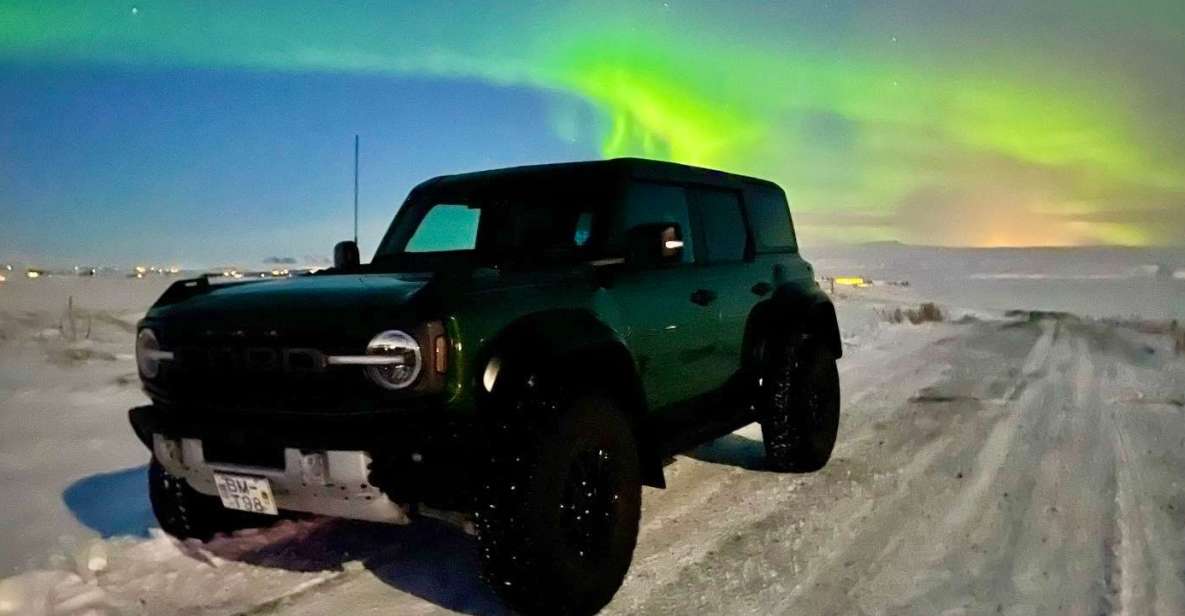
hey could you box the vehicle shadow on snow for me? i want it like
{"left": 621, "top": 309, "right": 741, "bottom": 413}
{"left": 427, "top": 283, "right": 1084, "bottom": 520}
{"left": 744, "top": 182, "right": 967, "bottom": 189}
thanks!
{"left": 63, "top": 466, "right": 508, "bottom": 614}
{"left": 352, "top": 520, "right": 510, "bottom": 616}
{"left": 200, "top": 518, "right": 510, "bottom": 616}
{"left": 684, "top": 432, "right": 770, "bottom": 471}
{"left": 62, "top": 464, "right": 156, "bottom": 538}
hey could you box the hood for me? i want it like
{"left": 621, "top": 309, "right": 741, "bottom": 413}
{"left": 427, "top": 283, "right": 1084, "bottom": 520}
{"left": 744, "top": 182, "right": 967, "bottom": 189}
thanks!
{"left": 145, "top": 273, "right": 433, "bottom": 346}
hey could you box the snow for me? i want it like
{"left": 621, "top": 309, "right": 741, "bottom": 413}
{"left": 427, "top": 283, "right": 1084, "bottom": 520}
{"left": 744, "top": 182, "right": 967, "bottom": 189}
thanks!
{"left": 1, "top": 246, "right": 1183, "bottom": 614}
{"left": 808, "top": 244, "right": 1185, "bottom": 320}
{"left": 0, "top": 277, "right": 169, "bottom": 576}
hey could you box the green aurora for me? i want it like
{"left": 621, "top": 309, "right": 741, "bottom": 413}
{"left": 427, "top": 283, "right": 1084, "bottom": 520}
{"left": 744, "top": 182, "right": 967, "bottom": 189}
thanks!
{"left": 3, "top": 1, "right": 1183, "bottom": 246}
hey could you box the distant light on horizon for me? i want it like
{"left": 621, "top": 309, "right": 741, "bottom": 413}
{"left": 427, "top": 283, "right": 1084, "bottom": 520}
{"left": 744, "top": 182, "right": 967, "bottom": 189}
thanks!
{"left": 833, "top": 277, "right": 868, "bottom": 288}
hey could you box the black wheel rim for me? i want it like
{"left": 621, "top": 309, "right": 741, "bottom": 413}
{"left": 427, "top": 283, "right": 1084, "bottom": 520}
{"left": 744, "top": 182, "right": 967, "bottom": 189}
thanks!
{"left": 560, "top": 447, "right": 617, "bottom": 562}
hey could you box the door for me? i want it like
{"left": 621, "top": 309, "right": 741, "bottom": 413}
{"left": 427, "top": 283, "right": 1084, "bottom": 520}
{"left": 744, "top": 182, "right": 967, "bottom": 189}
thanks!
{"left": 599, "top": 181, "right": 721, "bottom": 411}
{"left": 685, "top": 186, "right": 757, "bottom": 395}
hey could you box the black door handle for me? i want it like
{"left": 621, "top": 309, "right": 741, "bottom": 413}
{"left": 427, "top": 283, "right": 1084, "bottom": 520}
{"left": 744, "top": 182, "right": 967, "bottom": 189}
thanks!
{"left": 690, "top": 289, "right": 717, "bottom": 306}
{"left": 751, "top": 282, "right": 773, "bottom": 296}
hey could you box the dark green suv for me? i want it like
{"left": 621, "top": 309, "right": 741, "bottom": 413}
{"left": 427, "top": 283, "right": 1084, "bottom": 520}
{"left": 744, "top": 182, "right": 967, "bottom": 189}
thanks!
{"left": 129, "top": 158, "right": 841, "bottom": 615}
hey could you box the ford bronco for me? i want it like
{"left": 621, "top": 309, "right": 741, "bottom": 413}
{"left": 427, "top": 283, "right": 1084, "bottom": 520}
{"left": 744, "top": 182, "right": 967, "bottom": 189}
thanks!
{"left": 129, "top": 158, "right": 842, "bottom": 615}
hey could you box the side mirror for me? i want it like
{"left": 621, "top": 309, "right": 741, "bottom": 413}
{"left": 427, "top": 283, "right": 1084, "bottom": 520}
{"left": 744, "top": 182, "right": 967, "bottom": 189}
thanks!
{"left": 626, "top": 223, "right": 684, "bottom": 268}
{"left": 334, "top": 240, "right": 360, "bottom": 271}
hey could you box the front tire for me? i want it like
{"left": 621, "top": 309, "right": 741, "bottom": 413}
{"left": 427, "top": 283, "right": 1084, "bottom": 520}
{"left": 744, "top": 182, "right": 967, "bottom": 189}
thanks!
{"left": 476, "top": 393, "right": 642, "bottom": 616}
{"left": 148, "top": 459, "right": 275, "bottom": 541}
{"left": 760, "top": 335, "right": 841, "bottom": 472}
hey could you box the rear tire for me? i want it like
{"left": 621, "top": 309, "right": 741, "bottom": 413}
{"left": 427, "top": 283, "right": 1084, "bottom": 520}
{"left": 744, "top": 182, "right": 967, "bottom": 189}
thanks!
{"left": 760, "top": 335, "right": 841, "bottom": 472}
{"left": 476, "top": 392, "right": 642, "bottom": 616}
{"left": 148, "top": 459, "right": 276, "bottom": 541}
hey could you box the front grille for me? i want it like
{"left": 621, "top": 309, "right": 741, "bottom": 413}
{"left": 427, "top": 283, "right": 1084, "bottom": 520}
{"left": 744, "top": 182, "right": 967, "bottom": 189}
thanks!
{"left": 153, "top": 331, "right": 386, "bottom": 412}
{"left": 175, "top": 345, "right": 330, "bottom": 375}
{"left": 155, "top": 363, "right": 381, "bottom": 412}
{"left": 203, "top": 432, "right": 286, "bottom": 469}
{"left": 149, "top": 323, "right": 441, "bottom": 414}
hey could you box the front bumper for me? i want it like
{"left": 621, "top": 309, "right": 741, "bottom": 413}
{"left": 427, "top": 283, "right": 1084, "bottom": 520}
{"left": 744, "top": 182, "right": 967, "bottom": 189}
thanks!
{"left": 130, "top": 403, "right": 479, "bottom": 519}
{"left": 152, "top": 434, "right": 410, "bottom": 523}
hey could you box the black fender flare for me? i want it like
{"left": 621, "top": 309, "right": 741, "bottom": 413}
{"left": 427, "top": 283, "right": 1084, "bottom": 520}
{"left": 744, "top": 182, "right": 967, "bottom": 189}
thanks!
{"left": 744, "top": 285, "right": 843, "bottom": 368}
{"left": 474, "top": 309, "right": 666, "bottom": 488}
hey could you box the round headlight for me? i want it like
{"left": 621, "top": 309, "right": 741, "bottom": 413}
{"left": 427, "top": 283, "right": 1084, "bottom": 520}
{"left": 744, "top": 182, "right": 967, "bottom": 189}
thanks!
{"left": 365, "top": 330, "right": 422, "bottom": 390}
{"left": 136, "top": 328, "right": 162, "bottom": 378}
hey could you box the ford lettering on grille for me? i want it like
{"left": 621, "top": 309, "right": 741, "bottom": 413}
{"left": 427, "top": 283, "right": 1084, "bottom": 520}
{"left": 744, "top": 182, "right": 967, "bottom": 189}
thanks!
{"left": 180, "top": 346, "right": 328, "bottom": 374}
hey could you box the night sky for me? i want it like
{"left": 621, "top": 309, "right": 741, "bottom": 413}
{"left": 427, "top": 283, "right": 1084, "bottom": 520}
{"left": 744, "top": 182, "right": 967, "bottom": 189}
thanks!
{"left": 2, "top": 1, "right": 1183, "bottom": 267}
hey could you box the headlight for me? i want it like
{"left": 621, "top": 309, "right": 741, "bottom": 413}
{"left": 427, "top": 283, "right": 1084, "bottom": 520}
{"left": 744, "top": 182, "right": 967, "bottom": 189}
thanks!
{"left": 136, "top": 328, "right": 168, "bottom": 378}
{"left": 364, "top": 330, "right": 422, "bottom": 390}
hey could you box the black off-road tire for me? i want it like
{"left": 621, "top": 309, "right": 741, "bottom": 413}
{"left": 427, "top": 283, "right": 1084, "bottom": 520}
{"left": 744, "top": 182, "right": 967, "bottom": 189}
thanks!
{"left": 475, "top": 392, "right": 642, "bottom": 616}
{"left": 760, "top": 335, "right": 841, "bottom": 472}
{"left": 148, "top": 459, "right": 276, "bottom": 541}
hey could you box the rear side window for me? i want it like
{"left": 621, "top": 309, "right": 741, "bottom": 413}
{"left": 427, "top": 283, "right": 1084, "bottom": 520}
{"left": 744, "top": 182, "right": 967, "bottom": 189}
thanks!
{"left": 615, "top": 181, "right": 695, "bottom": 264}
{"left": 744, "top": 184, "right": 797, "bottom": 253}
{"left": 689, "top": 187, "right": 747, "bottom": 263}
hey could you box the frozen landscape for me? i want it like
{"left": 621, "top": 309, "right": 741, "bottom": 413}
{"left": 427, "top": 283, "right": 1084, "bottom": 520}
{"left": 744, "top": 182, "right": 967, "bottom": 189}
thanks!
{"left": 1, "top": 245, "right": 1183, "bottom": 615}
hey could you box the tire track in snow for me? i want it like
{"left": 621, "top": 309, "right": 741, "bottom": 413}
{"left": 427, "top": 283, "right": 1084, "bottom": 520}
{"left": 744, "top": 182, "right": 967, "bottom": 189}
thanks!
{"left": 1101, "top": 328, "right": 1185, "bottom": 616}
{"left": 612, "top": 315, "right": 1183, "bottom": 616}
{"left": 603, "top": 323, "right": 995, "bottom": 615}
{"left": 600, "top": 322, "right": 961, "bottom": 614}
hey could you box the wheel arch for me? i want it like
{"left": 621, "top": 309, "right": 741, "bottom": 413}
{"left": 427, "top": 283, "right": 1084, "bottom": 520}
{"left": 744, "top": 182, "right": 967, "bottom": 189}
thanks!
{"left": 744, "top": 285, "right": 843, "bottom": 364}
{"left": 474, "top": 309, "right": 666, "bottom": 488}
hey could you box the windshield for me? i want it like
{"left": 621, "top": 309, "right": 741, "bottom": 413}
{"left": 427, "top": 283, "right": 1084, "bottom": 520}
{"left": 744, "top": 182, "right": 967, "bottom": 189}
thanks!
{"left": 404, "top": 204, "right": 482, "bottom": 252}
{"left": 372, "top": 192, "right": 604, "bottom": 269}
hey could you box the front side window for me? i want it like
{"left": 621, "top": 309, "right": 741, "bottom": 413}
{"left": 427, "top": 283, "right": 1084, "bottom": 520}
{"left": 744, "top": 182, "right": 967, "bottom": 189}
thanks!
{"left": 614, "top": 181, "right": 695, "bottom": 264}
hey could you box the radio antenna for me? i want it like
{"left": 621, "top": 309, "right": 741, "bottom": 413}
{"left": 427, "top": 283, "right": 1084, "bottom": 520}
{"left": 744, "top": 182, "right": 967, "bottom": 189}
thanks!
{"left": 353, "top": 134, "right": 359, "bottom": 245}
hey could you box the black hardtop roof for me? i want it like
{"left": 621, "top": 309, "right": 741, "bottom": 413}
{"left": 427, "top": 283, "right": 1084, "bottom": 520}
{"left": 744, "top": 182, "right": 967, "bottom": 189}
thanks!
{"left": 413, "top": 157, "right": 781, "bottom": 197}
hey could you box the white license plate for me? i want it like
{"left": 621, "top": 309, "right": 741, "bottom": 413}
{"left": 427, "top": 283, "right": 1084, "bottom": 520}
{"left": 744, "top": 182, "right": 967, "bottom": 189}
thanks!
{"left": 213, "top": 472, "right": 279, "bottom": 515}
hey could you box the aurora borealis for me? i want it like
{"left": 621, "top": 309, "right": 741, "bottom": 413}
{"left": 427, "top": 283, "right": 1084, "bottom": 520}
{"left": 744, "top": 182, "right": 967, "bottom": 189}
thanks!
{"left": 2, "top": 1, "right": 1183, "bottom": 263}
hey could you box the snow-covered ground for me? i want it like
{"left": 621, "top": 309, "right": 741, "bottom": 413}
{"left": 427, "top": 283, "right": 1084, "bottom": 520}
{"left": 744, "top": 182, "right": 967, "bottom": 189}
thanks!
{"left": 1, "top": 246, "right": 1183, "bottom": 615}
{"left": 809, "top": 243, "right": 1185, "bottom": 320}
{"left": 0, "top": 277, "right": 170, "bottom": 576}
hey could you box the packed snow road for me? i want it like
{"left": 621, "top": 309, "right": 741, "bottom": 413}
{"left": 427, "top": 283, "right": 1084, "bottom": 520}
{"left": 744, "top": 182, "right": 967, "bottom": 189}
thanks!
{"left": 3, "top": 312, "right": 1183, "bottom": 615}
{"left": 610, "top": 314, "right": 1185, "bottom": 616}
